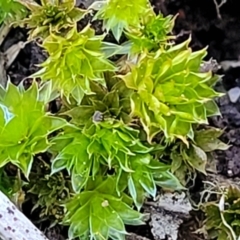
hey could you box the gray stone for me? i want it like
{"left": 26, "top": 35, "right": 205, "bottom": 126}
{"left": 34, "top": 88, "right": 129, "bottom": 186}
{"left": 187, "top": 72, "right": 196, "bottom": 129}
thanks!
{"left": 154, "top": 192, "right": 192, "bottom": 216}
{"left": 228, "top": 87, "right": 240, "bottom": 103}
{"left": 126, "top": 233, "right": 151, "bottom": 240}
{"left": 146, "top": 192, "right": 192, "bottom": 240}
{"left": 149, "top": 208, "right": 183, "bottom": 240}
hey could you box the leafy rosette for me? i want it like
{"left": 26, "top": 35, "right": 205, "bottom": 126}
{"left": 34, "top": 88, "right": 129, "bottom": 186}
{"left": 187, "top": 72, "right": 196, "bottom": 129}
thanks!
{"left": 32, "top": 25, "right": 115, "bottom": 104}
{"left": 0, "top": 81, "right": 67, "bottom": 177}
{"left": 121, "top": 38, "right": 223, "bottom": 143}
{"left": 62, "top": 76, "right": 133, "bottom": 125}
{"left": 18, "top": 0, "right": 86, "bottom": 39}
{"left": 50, "top": 119, "right": 181, "bottom": 208}
{"left": 126, "top": 13, "right": 176, "bottom": 53}
{"left": 90, "top": 0, "right": 152, "bottom": 41}
{"left": 64, "top": 177, "right": 145, "bottom": 240}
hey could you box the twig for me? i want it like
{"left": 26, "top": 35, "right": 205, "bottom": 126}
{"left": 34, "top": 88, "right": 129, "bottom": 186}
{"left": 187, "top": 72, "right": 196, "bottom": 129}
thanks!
{"left": 0, "top": 24, "right": 11, "bottom": 46}
{"left": 0, "top": 52, "right": 8, "bottom": 88}
{"left": 175, "top": 30, "right": 191, "bottom": 39}
{"left": 4, "top": 41, "right": 31, "bottom": 69}
{"left": 212, "top": 0, "right": 227, "bottom": 19}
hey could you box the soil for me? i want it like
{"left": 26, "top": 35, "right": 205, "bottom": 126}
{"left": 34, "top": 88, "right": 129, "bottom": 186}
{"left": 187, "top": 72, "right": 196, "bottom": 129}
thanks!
{"left": 1, "top": 0, "right": 240, "bottom": 239}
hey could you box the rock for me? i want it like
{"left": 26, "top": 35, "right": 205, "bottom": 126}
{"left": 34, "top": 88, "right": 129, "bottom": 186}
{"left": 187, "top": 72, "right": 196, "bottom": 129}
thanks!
{"left": 215, "top": 93, "right": 240, "bottom": 127}
{"left": 154, "top": 192, "right": 192, "bottom": 216}
{"left": 228, "top": 86, "right": 240, "bottom": 103}
{"left": 146, "top": 192, "right": 192, "bottom": 240}
{"left": 126, "top": 233, "right": 151, "bottom": 240}
{"left": 150, "top": 208, "right": 183, "bottom": 240}
{"left": 220, "top": 60, "right": 240, "bottom": 72}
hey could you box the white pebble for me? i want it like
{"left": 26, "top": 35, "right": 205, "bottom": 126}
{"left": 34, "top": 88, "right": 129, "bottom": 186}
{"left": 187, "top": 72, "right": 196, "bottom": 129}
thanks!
{"left": 228, "top": 87, "right": 240, "bottom": 103}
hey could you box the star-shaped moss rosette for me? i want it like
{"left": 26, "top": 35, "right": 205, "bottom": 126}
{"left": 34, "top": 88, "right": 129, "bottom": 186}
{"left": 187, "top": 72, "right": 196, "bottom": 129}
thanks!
{"left": 126, "top": 13, "right": 176, "bottom": 53}
{"left": 17, "top": 0, "right": 86, "bottom": 39}
{"left": 0, "top": 81, "right": 67, "bottom": 177}
{"left": 32, "top": 25, "right": 116, "bottom": 104}
{"left": 64, "top": 176, "right": 146, "bottom": 240}
{"left": 62, "top": 75, "right": 133, "bottom": 126}
{"left": 50, "top": 119, "right": 181, "bottom": 208}
{"left": 120, "top": 38, "right": 223, "bottom": 143}
{"left": 90, "top": 0, "right": 152, "bottom": 41}
{"left": 50, "top": 120, "right": 152, "bottom": 193}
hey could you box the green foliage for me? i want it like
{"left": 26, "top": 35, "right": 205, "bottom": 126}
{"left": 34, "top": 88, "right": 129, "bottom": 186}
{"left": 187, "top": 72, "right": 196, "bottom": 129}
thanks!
{"left": 204, "top": 186, "right": 240, "bottom": 240}
{"left": 170, "top": 127, "right": 229, "bottom": 185}
{"left": 26, "top": 159, "right": 72, "bottom": 223}
{"left": 62, "top": 76, "right": 133, "bottom": 125}
{"left": 64, "top": 177, "right": 146, "bottom": 240}
{"left": 91, "top": 0, "right": 152, "bottom": 41}
{"left": 124, "top": 153, "right": 182, "bottom": 209}
{"left": 121, "top": 39, "right": 222, "bottom": 143}
{"left": 0, "top": 168, "right": 19, "bottom": 197}
{"left": 194, "top": 127, "right": 229, "bottom": 152}
{"left": 32, "top": 25, "right": 115, "bottom": 104}
{"left": 18, "top": 0, "right": 86, "bottom": 39}
{"left": 0, "top": 81, "right": 67, "bottom": 176}
{"left": 50, "top": 119, "right": 181, "bottom": 209}
{"left": 0, "top": 0, "right": 27, "bottom": 24}
{"left": 126, "top": 13, "right": 176, "bottom": 53}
